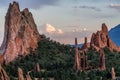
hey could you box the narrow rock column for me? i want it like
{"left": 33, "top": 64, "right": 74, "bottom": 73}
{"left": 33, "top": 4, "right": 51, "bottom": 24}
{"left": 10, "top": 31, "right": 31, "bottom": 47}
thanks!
{"left": 34, "top": 63, "right": 40, "bottom": 72}
{"left": 111, "top": 67, "right": 116, "bottom": 80}
{"left": 73, "top": 38, "right": 81, "bottom": 72}
{"left": 18, "top": 68, "right": 24, "bottom": 80}
{"left": 99, "top": 49, "right": 106, "bottom": 71}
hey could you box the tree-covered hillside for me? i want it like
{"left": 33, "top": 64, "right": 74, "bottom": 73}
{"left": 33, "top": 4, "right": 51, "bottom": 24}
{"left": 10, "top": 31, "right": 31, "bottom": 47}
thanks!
{"left": 2, "top": 34, "right": 120, "bottom": 80}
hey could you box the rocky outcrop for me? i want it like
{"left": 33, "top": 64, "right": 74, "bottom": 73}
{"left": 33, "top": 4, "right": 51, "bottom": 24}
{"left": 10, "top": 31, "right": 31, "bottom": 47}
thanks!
{"left": 99, "top": 49, "right": 106, "bottom": 71}
{"left": 0, "top": 1, "right": 40, "bottom": 63}
{"left": 111, "top": 67, "right": 116, "bottom": 80}
{"left": 81, "top": 37, "right": 90, "bottom": 51}
{"left": 18, "top": 68, "right": 24, "bottom": 80}
{"left": 34, "top": 63, "right": 40, "bottom": 72}
{"left": 0, "top": 65, "right": 10, "bottom": 80}
{"left": 90, "top": 23, "right": 120, "bottom": 51}
{"left": 73, "top": 38, "right": 81, "bottom": 72}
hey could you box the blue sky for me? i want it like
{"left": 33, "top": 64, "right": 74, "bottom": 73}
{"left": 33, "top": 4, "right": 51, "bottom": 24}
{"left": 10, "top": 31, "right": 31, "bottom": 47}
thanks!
{"left": 0, "top": 0, "right": 120, "bottom": 44}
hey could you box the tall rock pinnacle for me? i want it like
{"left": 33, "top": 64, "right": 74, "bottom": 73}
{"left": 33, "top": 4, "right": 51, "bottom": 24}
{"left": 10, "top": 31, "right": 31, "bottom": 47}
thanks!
{"left": 73, "top": 38, "right": 81, "bottom": 72}
{"left": 0, "top": 1, "right": 40, "bottom": 63}
{"left": 81, "top": 37, "right": 90, "bottom": 51}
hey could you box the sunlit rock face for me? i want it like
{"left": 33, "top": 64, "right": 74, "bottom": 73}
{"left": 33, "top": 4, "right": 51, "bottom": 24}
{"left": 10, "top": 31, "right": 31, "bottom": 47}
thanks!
{"left": 90, "top": 23, "right": 120, "bottom": 52}
{"left": 0, "top": 1, "right": 40, "bottom": 63}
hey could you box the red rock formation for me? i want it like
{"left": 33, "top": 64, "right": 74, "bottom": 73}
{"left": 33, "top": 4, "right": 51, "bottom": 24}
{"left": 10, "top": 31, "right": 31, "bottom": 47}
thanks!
{"left": 0, "top": 65, "right": 10, "bottom": 80}
{"left": 34, "top": 63, "right": 40, "bottom": 72}
{"left": 26, "top": 74, "right": 32, "bottom": 80}
{"left": 81, "top": 37, "right": 90, "bottom": 50}
{"left": 18, "top": 68, "right": 24, "bottom": 80}
{"left": 90, "top": 23, "right": 120, "bottom": 51}
{"left": 111, "top": 67, "right": 116, "bottom": 80}
{"left": 99, "top": 49, "right": 106, "bottom": 71}
{"left": 0, "top": 1, "right": 40, "bottom": 63}
{"left": 73, "top": 38, "right": 81, "bottom": 72}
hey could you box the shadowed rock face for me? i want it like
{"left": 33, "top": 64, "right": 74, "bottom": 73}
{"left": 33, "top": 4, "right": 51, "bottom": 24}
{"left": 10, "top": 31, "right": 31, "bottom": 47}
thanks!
{"left": 90, "top": 23, "right": 120, "bottom": 51}
{"left": 0, "top": 1, "right": 40, "bottom": 63}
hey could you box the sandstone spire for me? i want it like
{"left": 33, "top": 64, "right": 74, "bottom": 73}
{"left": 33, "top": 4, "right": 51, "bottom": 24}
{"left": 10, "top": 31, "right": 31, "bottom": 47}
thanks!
{"left": 34, "top": 63, "right": 40, "bottom": 72}
{"left": 111, "top": 67, "right": 116, "bottom": 80}
{"left": 0, "top": 1, "right": 40, "bottom": 63}
{"left": 0, "top": 65, "right": 10, "bottom": 80}
{"left": 73, "top": 38, "right": 81, "bottom": 72}
{"left": 18, "top": 68, "right": 24, "bottom": 80}
{"left": 99, "top": 49, "right": 106, "bottom": 71}
{"left": 81, "top": 37, "right": 90, "bottom": 50}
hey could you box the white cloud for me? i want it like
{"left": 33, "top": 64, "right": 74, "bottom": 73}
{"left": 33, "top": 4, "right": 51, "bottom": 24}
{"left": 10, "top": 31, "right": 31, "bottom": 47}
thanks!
{"left": 83, "top": 28, "right": 87, "bottom": 31}
{"left": 109, "top": 3, "right": 120, "bottom": 11}
{"left": 46, "top": 23, "right": 63, "bottom": 34}
{"left": 46, "top": 24, "right": 56, "bottom": 33}
{"left": 109, "top": 3, "right": 120, "bottom": 7}
{"left": 57, "top": 29, "right": 63, "bottom": 34}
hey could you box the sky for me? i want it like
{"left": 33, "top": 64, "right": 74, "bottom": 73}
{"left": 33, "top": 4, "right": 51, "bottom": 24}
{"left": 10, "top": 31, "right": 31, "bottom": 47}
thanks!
{"left": 0, "top": 0, "right": 120, "bottom": 44}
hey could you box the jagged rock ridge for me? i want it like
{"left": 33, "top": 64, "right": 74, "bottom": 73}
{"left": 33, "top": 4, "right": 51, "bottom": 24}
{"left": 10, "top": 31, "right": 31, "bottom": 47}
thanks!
{"left": 90, "top": 23, "right": 120, "bottom": 52}
{"left": 0, "top": 1, "right": 40, "bottom": 63}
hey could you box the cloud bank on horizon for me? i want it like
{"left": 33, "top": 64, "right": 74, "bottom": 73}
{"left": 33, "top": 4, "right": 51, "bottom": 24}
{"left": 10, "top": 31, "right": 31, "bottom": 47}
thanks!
{"left": 0, "top": 0, "right": 120, "bottom": 44}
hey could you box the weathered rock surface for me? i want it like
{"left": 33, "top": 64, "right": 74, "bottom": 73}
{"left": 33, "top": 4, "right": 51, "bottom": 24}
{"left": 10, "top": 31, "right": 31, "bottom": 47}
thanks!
{"left": 73, "top": 38, "right": 81, "bottom": 72}
{"left": 18, "top": 68, "right": 24, "bottom": 80}
{"left": 0, "top": 65, "right": 10, "bottom": 80}
{"left": 111, "top": 67, "right": 116, "bottom": 80}
{"left": 0, "top": 1, "right": 40, "bottom": 63}
{"left": 99, "top": 49, "right": 106, "bottom": 71}
{"left": 90, "top": 23, "right": 120, "bottom": 51}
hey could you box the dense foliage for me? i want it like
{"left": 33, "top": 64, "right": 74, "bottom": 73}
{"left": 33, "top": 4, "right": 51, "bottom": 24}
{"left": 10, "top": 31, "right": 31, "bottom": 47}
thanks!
{"left": 2, "top": 34, "right": 120, "bottom": 80}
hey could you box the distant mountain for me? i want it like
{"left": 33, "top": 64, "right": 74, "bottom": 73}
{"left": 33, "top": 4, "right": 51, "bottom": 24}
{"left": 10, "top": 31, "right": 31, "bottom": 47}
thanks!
{"left": 109, "top": 24, "right": 120, "bottom": 46}
{"left": 70, "top": 44, "right": 83, "bottom": 48}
